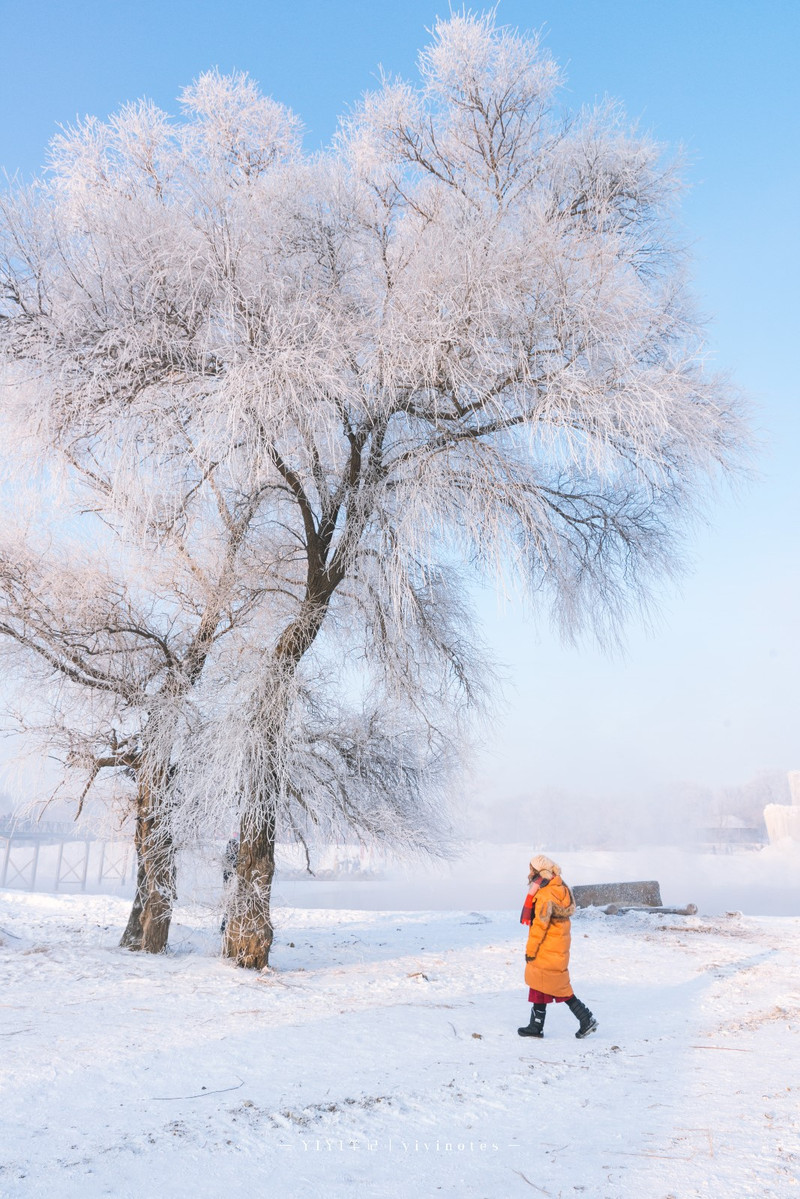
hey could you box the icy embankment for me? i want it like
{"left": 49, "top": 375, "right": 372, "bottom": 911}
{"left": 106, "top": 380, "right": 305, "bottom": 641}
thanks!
{"left": 275, "top": 842, "right": 800, "bottom": 918}
{"left": 1, "top": 891, "right": 798, "bottom": 1199}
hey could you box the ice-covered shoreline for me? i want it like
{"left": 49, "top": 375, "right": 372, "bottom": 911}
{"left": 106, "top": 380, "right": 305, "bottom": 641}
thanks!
{"left": 275, "top": 843, "right": 800, "bottom": 919}
{"left": 3, "top": 842, "right": 799, "bottom": 919}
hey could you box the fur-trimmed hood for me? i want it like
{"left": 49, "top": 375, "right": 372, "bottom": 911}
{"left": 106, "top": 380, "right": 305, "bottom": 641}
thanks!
{"left": 537, "top": 876, "right": 575, "bottom": 920}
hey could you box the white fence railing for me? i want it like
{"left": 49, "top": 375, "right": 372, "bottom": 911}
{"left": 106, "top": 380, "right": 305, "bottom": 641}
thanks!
{"left": 0, "top": 832, "right": 135, "bottom": 893}
{"left": 0, "top": 828, "right": 385, "bottom": 897}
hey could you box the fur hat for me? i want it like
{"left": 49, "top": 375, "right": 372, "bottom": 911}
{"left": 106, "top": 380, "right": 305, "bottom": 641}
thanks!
{"left": 529, "top": 854, "right": 561, "bottom": 880}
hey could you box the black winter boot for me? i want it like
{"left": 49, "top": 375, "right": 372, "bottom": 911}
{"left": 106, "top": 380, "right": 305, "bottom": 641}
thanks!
{"left": 518, "top": 1004, "right": 547, "bottom": 1037}
{"left": 566, "top": 995, "right": 598, "bottom": 1039}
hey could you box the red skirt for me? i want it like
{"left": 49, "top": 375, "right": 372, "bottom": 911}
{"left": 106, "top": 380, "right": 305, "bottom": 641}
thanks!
{"left": 528, "top": 988, "right": 573, "bottom": 1004}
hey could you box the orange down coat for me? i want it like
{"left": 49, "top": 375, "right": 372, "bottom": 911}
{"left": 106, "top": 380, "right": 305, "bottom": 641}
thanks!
{"left": 524, "top": 876, "right": 576, "bottom": 997}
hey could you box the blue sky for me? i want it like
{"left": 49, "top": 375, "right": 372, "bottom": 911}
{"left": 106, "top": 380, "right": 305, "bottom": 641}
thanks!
{"left": 1, "top": 0, "right": 798, "bottom": 803}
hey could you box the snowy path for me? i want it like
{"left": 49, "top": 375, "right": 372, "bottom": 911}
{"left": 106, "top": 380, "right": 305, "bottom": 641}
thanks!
{"left": 1, "top": 892, "right": 799, "bottom": 1198}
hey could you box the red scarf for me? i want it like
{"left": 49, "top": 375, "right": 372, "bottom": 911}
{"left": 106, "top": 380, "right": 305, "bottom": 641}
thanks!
{"left": 520, "top": 877, "right": 545, "bottom": 924}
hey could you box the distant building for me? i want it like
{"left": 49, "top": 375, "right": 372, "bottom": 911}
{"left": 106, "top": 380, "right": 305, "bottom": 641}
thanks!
{"left": 763, "top": 771, "right": 800, "bottom": 844}
{"left": 693, "top": 813, "right": 766, "bottom": 848}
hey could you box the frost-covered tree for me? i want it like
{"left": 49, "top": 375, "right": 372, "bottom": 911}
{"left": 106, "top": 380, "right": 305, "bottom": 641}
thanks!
{"left": 0, "top": 14, "right": 748, "bottom": 966}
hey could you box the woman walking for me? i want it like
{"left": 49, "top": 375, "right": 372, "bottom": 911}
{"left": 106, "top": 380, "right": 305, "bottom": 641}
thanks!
{"left": 518, "top": 854, "right": 598, "bottom": 1039}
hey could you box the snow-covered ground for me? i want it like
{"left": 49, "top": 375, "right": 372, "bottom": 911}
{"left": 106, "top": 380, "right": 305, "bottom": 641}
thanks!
{"left": 2, "top": 883, "right": 799, "bottom": 1198}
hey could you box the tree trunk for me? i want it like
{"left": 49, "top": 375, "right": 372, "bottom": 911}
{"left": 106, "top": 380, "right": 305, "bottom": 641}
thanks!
{"left": 119, "top": 858, "right": 145, "bottom": 948}
{"left": 223, "top": 625, "right": 326, "bottom": 970}
{"left": 119, "top": 773, "right": 176, "bottom": 954}
{"left": 223, "top": 809, "right": 276, "bottom": 969}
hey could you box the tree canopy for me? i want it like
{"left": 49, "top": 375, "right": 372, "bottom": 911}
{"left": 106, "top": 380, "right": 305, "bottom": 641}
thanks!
{"left": 0, "top": 12, "right": 749, "bottom": 963}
